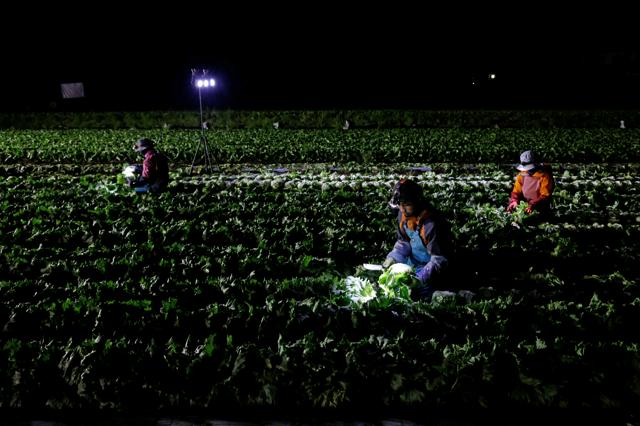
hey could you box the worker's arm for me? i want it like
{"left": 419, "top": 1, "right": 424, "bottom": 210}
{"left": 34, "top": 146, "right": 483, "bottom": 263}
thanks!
{"left": 415, "top": 221, "right": 448, "bottom": 283}
{"left": 385, "top": 212, "right": 412, "bottom": 265}
{"left": 386, "top": 237, "right": 411, "bottom": 264}
{"left": 507, "top": 174, "right": 524, "bottom": 211}
{"left": 141, "top": 153, "right": 157, "bottom": 182}
{"left": 510, "top": 174, "right": 524, "bottom": 202}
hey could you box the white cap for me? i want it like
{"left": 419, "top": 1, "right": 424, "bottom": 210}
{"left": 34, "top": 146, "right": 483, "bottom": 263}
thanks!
{"left": 517, "top": 150, "right": 536, "bottom": 171}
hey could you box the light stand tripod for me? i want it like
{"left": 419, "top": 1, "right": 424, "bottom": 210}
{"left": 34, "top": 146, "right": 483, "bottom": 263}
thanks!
{"left": 190, "top": 72, "right": 216, "bottom": 175}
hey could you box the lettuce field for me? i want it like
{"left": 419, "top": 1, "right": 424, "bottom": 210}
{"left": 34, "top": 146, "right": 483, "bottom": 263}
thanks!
{"left": 0, "top": 128, "right": 639, "bottom": 414}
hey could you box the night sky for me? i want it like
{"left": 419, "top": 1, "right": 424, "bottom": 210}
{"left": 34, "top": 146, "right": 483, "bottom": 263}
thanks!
{"left": 2, "top": 11, "right": 638, "bottom": 111}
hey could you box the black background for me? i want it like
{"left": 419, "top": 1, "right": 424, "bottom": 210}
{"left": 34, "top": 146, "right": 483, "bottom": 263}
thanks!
{"left": 2, "top": 7, "right": 638, "bottom": 111}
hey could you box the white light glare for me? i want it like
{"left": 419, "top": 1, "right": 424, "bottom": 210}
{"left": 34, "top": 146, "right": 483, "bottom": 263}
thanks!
{"left": 195, "top": 76, "right": 216, "bottom": 89}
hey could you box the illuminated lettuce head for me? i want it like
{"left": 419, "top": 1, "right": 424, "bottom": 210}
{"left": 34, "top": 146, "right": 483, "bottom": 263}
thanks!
{"left": 378, "top": 263, "right": 418, "bottom": 298}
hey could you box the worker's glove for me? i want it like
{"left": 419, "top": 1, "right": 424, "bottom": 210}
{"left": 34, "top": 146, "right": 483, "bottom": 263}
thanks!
{"left": 382, "top": 257, "right": 396, "bottom": 269}
{"left": 506, "top": 200, "right": 519, "bottom": 212}
{"left": 415, "top": 263, "right": 435, "bottom": 284}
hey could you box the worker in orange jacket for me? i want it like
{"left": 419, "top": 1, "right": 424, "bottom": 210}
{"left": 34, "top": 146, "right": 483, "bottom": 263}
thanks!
{"left": 506, "top": 150, "right": 554, "bottom": 214}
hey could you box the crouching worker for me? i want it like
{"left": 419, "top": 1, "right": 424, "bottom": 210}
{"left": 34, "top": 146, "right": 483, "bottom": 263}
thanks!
{"left": 127, "top": 138, "right": 170, "bottom": 194}
{"left": 383, "top": 179, "right": 449, "bottom": 300}
{"left": 506, "top": 150, "right": 554, "bottom": 215}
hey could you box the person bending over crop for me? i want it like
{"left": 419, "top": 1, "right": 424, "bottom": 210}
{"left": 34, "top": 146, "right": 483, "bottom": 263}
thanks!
{"left": 127, "top": 138, "right": 170, "bottom": 194}
{"left": 383, "top": 179, "right": 449, "bottom": 299}
{"left": 506, "top": 150, "right": 554, "bottom": 214}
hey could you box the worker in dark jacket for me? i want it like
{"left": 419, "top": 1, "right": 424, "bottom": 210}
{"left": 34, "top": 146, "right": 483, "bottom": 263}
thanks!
{"left": 128, "top": 138, "right": 169, "bottom": 193}
{"left": 384, "top": 179, "right": 449, "bottom": 299}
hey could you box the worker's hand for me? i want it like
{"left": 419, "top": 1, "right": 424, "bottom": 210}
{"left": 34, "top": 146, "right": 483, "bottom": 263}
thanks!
{"left": 415, "top": 263, "right": 435, "bottom": 284}
{"left": 506, "top": 200, "right": 518, "bottom": 212}
{"left": 382, "top": 257, "right": 396, "bottom": 269}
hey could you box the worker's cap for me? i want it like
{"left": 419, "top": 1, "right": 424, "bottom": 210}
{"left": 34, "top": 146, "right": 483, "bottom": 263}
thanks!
{"left": 133, "top": 138, "right": 155, "bottom": 152}
{"left": 389, "top": 179, "right": 423, "bottom": 209}
{"left": 517, "top": 150, "right": 536, "bottom": 171}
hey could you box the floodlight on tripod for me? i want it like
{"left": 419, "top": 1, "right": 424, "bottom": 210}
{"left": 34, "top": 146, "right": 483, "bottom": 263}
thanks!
{"left": 190, "top": 69, "right": 216, "bottom": 174}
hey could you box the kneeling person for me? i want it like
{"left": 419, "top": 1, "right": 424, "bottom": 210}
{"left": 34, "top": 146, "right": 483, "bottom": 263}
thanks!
{"left": 383, "top": 179, "right": 449, "bottom": 300}
{"left": 129, "top": 138, "right": 169, "bottom": 193}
